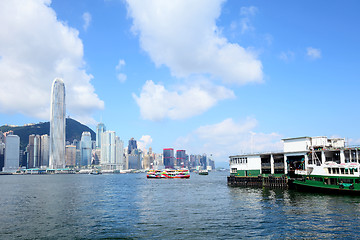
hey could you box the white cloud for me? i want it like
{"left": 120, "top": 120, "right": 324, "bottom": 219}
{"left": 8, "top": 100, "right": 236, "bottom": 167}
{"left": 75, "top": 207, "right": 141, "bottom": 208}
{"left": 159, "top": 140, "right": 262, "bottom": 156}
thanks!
{"left": 240, "top": 6, "right": 258, "bottom": 16}
{"left": 0, "top": 1, "right": 104, "bottom": 124}
{"left": 115, "top": 59, "right": 127, "bottom": 83}
{"left": 306, "top": 47, "right": 321, "bottom": 60}
{"left": 279, "top": 51, "right": 295, "bottom": 62}
{"left": 117, "top": 73, "right": 127, "bottom": 83}
{"left": 137, "top": 135, "right": 153, "bottom": 152}
{"left": 133, "top": 79, "right": 235, "bottom": 121}
{"left": 82, "top": 12, "right": 91, "bottom": 31}
{"left": 116, "top": 59, "right": 126, "bottom": 70}
{"left": 175, "top": 118, "right": 283, "bottom": 164}
{"left": 126, "top": 0, "right": 263, "bottom": 85}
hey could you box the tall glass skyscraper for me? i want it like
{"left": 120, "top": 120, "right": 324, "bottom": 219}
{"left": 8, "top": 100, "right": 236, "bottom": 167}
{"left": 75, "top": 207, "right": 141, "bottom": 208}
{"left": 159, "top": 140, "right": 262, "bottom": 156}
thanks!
{"left": 49, "top": 78, "right": 66, "bottom": 169}
{"left": 80, "top": 132, "right": 92, "bottom": 167}
{"left": 163, "top": 148, "right": 174, "bottom": 169}
{"left": 128, "top": 138, "right": 137, "bottom": 154}
{"left": 96, "top": 123, "right": 106, "bottom": 149}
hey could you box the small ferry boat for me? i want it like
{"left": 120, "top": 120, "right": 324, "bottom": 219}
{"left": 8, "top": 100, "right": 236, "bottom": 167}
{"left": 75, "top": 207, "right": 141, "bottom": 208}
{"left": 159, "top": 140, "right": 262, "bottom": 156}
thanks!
{"left": 147, "top": 169, "right": 190, "bottom": 179}
{"left": 198, "top": 170, "right": 209, "bottom": 175}
{"left": 291, "top": 160, "right": 360, "bottom": 194}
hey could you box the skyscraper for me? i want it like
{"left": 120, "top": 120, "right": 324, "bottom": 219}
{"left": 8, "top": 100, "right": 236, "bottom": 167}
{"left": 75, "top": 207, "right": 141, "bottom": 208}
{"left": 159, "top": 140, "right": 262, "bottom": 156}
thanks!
{"left": 40, "top": 134, "right": 50, "bottom": 167}
{"left": 80, "top": 132, "right": 92, "bottom": 167}
{"left": 176, "top": 150, "right": 186, "bottom": 168}
{"left": 49, "top": 78, "right": 66, "bottom": 169}
{"left": 128, "top": 138, "right": 137, "bottom": 154}
{"left": 96, "top": 123, "right": 106, "bottom": 149}
{"left": 163, "top": 148, "right": 175, "bottom": 169}
{"left": 3, "top": 135, "right": 20, "bottom": 173}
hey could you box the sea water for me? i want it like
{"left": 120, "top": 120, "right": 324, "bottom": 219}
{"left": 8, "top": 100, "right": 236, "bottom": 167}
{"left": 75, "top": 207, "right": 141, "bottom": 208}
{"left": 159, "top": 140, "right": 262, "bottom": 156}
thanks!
{"left": 1, "top": 171, "right": 360, "bottom": 239}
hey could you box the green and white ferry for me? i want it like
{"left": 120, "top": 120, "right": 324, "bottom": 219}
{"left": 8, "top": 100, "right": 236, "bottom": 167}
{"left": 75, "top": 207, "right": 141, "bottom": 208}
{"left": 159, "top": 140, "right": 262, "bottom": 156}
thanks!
{"left": 291, "top": 158, "right": 360, "bottom": 194}
{"left": 229, "top": 136, "right": 360, "bottom": 194}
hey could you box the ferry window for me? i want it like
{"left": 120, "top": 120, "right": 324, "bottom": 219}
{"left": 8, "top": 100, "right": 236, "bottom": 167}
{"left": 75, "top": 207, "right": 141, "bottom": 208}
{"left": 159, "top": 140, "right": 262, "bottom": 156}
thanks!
{"left": 345, "top": 169, "right": 349, "bottom": 174}
{"left": 339, "top": 178, "right": 353, "bottom": 184}
{"left": 245, "top": 158, "right": 247, "bottom": 164}
{"left": 327, "top": 168, "right": 331, "bottom": 174}
{"left": 350, "top": 169, "right": 354, "bottom": 175}
{"left": 355, "top": 168, "right": 358, "bottom": 172}
{"left": 330, "top": 178, "right": 338, "bottom": 185}
{"left": 314, "top": 177, "right": 322, "bottom": 182}
{"left": 340, "top": 168, "right": 345, "bottom": 174}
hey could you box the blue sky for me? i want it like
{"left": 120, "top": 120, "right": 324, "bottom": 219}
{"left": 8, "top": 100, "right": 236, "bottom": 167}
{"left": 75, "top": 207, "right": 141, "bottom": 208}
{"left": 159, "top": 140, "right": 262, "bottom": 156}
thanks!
{"left": 0, "top": 0, "right": 359, "bottom": 167}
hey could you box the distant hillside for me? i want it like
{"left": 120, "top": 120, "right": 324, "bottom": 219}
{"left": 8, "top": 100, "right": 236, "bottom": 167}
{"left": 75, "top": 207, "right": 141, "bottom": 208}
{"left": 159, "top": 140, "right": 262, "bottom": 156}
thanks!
{"left": 0, "top": 118, "right": 95, "bottom": 150}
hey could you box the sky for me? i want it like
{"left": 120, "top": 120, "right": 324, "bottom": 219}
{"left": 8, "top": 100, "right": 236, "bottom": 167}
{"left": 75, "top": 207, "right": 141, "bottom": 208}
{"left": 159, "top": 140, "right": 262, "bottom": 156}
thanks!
{"left": 0, "top": 0, "right": 359, "bottom": 167}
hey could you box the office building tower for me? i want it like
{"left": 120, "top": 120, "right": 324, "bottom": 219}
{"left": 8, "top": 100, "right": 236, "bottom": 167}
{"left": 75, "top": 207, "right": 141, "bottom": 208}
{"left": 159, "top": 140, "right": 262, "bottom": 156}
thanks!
{"left": 128, "top": 138, "right": 137, "bottom": 154}
{"left": 96, "top": 123, "right": 106, "bottom": 148}
{"left": 115, "top": 136, "right": 125, "bottom": 170}
{"left": 92, "top": 149, "right": 101, "bottom": 165}
{"left": 128, "top": 149, "right": 141, "bottom": 169}
{"left": 27, "top": 135, "right": 41, "bottom": 168}
{"left": 101, "top": 131, "right": 124, "bottom": 170}
{"left": 80, "top": 132, "right": 92, "bottom": 167}
{"left": 49, "top": 78, "right": 66, "bottom": 169}
{"left": 0, "top": 131, "right": 4, "bottom": 144}
{"left": 3, "top": 135, "right": 20, "bottom": 172}
{"left": 200, "top": 154, "right": 207, "bottom": 169}
{"left": 40, "top": 134, "right": 50, "bottom": 167}
{"left": 0, "top": 142, "right": 5, "bottom": 171}
{"left": 176, "top": 150, "right": 186, "bottom": 168}
{"left": 65, "top": 145, "right": 76, "bottom": 167}
{"left": 27, "top": 135, "right": 35, "bottom": 168}
{"left": 163, "top": 148, "right": 175, "bottom": 168}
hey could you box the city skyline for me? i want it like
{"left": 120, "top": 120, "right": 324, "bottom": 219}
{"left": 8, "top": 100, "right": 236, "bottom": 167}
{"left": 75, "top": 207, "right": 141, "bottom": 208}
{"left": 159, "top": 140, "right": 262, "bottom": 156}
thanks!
{"left": 0, "top": 1, "right": 360, "bottom": 168}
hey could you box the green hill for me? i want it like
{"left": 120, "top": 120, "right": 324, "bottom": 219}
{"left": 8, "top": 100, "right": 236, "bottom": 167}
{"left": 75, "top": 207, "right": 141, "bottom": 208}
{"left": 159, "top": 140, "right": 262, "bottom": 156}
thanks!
{"left": 0, "top": 118, "right": 96, "bottom": 150}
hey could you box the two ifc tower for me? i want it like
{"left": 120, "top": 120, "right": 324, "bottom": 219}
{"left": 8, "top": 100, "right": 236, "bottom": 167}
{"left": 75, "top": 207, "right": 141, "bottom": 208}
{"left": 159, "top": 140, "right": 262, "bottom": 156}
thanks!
{"left": 49, "top": 78, "right": 66, "bottom": 169}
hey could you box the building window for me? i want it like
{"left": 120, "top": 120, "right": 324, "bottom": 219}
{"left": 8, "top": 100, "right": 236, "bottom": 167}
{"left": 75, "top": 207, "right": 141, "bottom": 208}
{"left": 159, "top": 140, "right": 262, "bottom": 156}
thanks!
{"left": 231, "top": 168, "right": 237, "bottom": 173}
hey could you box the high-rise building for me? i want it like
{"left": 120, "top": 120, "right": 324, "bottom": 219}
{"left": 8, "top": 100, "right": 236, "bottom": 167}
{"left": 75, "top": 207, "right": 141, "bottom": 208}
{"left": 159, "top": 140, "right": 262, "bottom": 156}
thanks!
{"left": 49, "top": 78, "right": 66, "bottom": 169}
{"left": 100, "top": 131, "right": 124, "bottom": 170}
{"left": 115, "top": 136, "right": 125, "bottom": 170}
{"left": 40, "top": 134, "right": 49, "bottom": 167}
{"left": 27, "top": 135, "right": 35, "bottom": 168}
{"left": 176, "top": 150, "right": 187, "bottom": 168}
{"left": 163, "top": 148, "right": 175, "bottom": 168}
{"left": 0, "top": 131, "right": 4, "bottom": 144}
{"left": 3, "top": 135, "right": 20, "bottom": 172}
{"left": 128, "top": 138, "right": 137, "bottom": 154}
{"left": 34, "top": 135, "right": 41, "bottom": 167}
{"left": 27, "top": 135, "right": 41, "bottom": 168}
{"left": 96, "top": 123, "right": 106, "bottom": 149}
{"left": 80, "top": 132, "right": 92, "bottom": 167}
{"left": 0, "top": 142, "right": 5, "bottom": 171}
{"left": 128, "top": 149, "right": 141, "bottom": 169}
{"left": 65, "top": 145, "right": 76, "bottom": 167}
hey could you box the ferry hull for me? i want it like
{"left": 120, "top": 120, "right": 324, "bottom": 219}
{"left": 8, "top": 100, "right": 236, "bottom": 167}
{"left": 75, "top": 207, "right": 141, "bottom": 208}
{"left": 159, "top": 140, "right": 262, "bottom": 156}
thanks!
{"left": 290, "top": 180, "right": 360, "bottom": 195}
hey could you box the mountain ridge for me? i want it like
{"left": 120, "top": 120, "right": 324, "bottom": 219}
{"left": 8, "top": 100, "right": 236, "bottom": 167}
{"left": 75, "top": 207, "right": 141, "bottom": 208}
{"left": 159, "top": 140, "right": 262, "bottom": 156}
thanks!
{"left": 0, "top": 118, "right": 96, "bottom": 150}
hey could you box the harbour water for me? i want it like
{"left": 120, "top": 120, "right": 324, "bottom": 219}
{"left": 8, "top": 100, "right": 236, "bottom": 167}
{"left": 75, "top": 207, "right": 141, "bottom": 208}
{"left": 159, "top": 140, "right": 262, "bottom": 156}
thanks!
{"left": 1, "top": 171, "right": 360, "bottom": 239}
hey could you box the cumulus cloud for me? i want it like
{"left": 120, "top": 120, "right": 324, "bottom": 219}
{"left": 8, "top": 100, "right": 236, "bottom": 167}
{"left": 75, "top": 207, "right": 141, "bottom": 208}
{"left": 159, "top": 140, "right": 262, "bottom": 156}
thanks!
{"left": 175, "top": 118, "right": 283, "bottom": 163}
{"left": 306, "top": 47, "right": 321, "bottom": 60}
{"left": 117, "top": 73, "right": 127, "bottom": 83}
{"left": 240, "top": 6, "right": 258, "bottom": 16}
{"left": 239, "top": 6, "right": 258, "bottom": 33}
{"left": 82, "top": 12, "right": 91, "bottom": 31}
{"left": 279, "top": 51, "right": 295, "bottom": 62}
{"left": 0, "top": 1, "right": 104, "bottom": 124}
{"left": 137, "top": 135, "right": 153, "bottom": 152}
{"left": 126, "top": 0, "right": 263, "bottom": 85}
{"left": 133, "top": 80, "right": 235, "bottom": 121}
{"left": 115, "top": 59, "right": 127, "bottom": 83}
